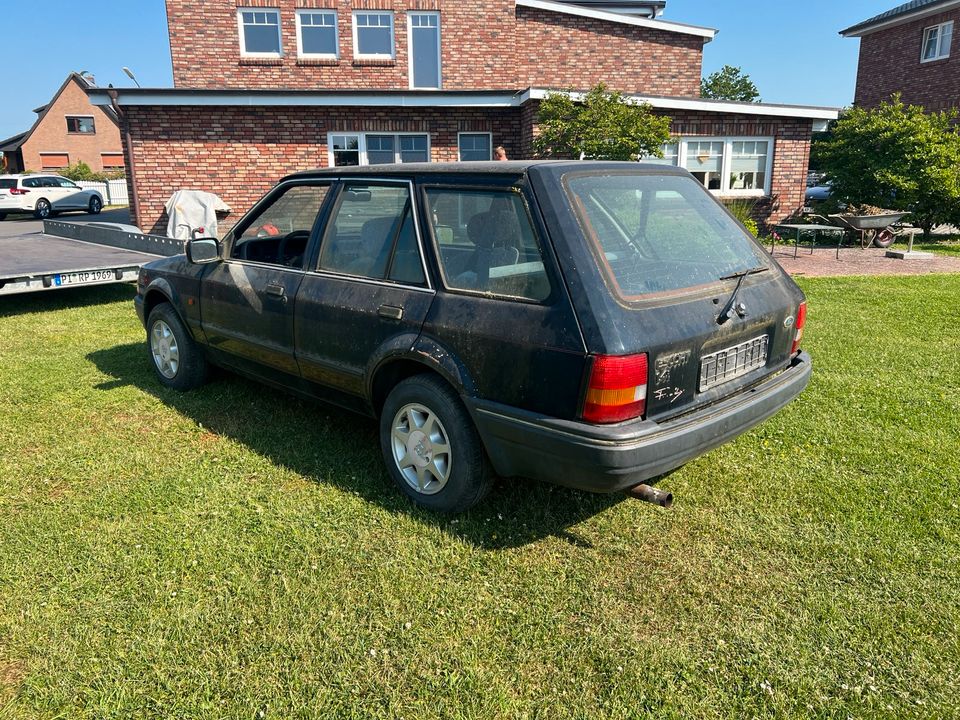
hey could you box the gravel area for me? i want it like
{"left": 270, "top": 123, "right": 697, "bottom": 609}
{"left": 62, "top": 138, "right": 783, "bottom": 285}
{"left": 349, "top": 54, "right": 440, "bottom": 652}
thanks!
{"left": 770, "top": 244, "right": 960, "bottom": 278}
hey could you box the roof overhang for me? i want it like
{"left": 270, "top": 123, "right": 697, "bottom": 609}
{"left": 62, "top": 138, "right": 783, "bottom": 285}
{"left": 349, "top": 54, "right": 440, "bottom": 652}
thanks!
{"left": 841, "top": 0, "right": 960, "bottom": 37}
{"left": 88, "top": 87, "right": 838, "bottom": 131}
{"left": 0, "top": 132, "right": 28, "bottom": 153}
{"left": 515, "top": 0, "right": 716, "bottom": 40}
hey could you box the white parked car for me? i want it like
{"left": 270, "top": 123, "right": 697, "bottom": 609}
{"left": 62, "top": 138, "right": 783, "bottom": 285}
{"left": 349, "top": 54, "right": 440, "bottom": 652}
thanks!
{"left": 0, "top": 174, "right": 104, "bottom": 220}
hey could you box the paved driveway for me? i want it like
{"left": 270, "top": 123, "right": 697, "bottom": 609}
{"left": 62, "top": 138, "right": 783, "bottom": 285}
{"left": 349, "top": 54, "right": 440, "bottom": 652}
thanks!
{"left": 772, "top": 244, "right": 960, "bottom": 277}
{"left": 0, "top": 208, "right": 131, "bottom": 240}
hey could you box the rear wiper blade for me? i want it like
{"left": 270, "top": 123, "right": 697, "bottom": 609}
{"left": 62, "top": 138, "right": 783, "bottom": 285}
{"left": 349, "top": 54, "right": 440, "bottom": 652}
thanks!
{"left": 717, "top": 266, "right": 768, "bottom": 324}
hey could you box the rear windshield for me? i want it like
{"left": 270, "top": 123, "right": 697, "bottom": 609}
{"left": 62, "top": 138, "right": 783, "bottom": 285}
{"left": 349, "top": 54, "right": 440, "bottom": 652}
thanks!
{"left": 564, "top": 172, "right": 768, "bottom": 300}
{"left": 0, "top": 179, "right": 16, "bottom": 189}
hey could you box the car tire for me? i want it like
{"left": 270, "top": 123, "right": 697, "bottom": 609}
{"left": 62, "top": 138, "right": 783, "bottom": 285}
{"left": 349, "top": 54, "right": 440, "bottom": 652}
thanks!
{"left": 146, "top": 302, "right": 208, "bottom": 391}
{"left": 33, "top": 198, "right": 51, "bottom": 220}
{"left": 874, "top": 229, "right": 896, "bottom": 248}
{"left": 89, "top": 196, "right": 103, "bottom": 214}
{"left": 380, "top": 374, "right": 493, "bottom": 513}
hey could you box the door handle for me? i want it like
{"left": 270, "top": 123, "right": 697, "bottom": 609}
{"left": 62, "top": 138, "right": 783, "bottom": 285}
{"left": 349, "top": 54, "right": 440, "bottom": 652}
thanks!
{"left": 378, "top": 304, "right": 403, "bottom": 321}
{"left": 265, "top": 283, "right": 288, "bottom": 304}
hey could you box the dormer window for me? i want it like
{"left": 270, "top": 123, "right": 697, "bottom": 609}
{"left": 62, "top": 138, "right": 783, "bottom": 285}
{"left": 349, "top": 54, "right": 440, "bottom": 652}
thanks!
{"left": 353, "top": 12, "right": 394, "bottom": 60}
{"left": 238, "top": 9, "right": 282, "bottom": 57}
{"left": 922, "top": 21, "right": 952, "bottom": 62}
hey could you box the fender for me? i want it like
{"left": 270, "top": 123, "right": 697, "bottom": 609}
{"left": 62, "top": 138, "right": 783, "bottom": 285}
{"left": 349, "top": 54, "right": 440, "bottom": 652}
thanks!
{"left": 144, "top": 274, "right": 204, "bottom": 342}
{"left": 365, "top": 333, "right": 478, "bottom": 403}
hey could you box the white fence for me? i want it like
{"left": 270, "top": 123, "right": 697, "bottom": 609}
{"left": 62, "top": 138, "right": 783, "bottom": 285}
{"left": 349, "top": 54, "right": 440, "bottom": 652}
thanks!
{"left": 76, "top": 179, "right": 129, "bottom": 206}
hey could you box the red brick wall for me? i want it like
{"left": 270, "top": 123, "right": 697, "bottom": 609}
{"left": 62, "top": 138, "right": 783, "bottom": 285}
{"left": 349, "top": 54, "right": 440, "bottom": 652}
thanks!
{"left": 123, "top": 105, "right": 521, "bottom": 233}
{"left": 854, "top": 9, "right": 960, "bottom": 110}
{"left": 515, "top": 7, "right": 703, "bottom": 95}
{"left": 165, "top": 0, "right": 704, "bottom": 94}
{"left": 20, "top": 78, "right": 122, "bottom": 173}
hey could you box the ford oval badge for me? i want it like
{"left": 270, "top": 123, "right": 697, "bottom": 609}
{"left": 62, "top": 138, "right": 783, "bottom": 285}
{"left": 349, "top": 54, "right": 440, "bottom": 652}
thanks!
{"left": 783, "top": 315, "right": 795, "bottom": 329}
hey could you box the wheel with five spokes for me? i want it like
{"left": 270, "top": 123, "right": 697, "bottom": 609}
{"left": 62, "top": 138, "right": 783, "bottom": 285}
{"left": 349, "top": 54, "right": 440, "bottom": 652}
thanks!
{"left": 146, "top": 302, "right": 208, "bottom": 390}
{"left": 380, "top": 374, "right": 492, "bottom": 513}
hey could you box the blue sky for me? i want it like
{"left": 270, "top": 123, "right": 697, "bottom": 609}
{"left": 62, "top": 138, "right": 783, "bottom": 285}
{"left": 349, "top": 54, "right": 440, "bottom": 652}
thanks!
{"left": 0, "top": 0, "right": 895, "bottom": 140}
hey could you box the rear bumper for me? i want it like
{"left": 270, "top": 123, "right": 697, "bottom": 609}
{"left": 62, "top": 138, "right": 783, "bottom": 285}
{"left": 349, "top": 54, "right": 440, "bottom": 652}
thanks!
{"left": 469, "top": 351, "right": 812, "bottom": 493}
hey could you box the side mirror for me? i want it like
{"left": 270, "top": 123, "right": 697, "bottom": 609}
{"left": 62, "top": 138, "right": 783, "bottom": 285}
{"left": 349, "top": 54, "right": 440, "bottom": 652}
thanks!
{"left": 185, "top": 237, "right": 220, "bottom": 264}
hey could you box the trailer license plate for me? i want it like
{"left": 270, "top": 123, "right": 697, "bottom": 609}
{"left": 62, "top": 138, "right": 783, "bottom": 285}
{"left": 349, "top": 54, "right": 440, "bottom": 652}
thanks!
{"left": 54, "top": 270, "right": 116, "bottom": 286}
{"left": 699, "top": 335, "right": 769, "bottom": 391}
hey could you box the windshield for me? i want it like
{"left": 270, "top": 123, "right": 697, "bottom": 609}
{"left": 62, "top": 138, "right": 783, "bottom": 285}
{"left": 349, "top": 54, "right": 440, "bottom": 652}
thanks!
{"left": 565, "top": 172, "right": 769, "bottom": 300}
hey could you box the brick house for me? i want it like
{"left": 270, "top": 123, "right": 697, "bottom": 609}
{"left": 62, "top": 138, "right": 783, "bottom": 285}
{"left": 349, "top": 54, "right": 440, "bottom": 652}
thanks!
{"left": 842, "top": 0, "right": 960, "bottom": 111}
{"left": 88, "top": 0, "right": 836, "bottom": 234}
{"left": 0, "top": 73, "right": 123, "bottom": 174}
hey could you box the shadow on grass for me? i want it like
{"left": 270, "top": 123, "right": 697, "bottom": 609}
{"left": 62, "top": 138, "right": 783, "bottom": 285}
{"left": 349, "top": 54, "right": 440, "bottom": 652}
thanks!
{"left": 0, "top": 284, "right": 136, "bottom": 318}
{"left": 87, "top": 342, "right": 624, "bottom": 549}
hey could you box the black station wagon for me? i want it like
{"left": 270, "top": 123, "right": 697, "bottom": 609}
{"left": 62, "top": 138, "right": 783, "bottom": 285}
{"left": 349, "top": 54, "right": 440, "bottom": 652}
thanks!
{"left": 135, "top": 161, "right": 810, "bottom": 512}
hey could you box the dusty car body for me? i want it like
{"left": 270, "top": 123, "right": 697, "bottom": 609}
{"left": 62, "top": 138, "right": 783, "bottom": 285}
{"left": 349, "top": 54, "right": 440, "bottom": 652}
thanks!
{"left": 135, "top": 161, "right": 810, "bottom": 511}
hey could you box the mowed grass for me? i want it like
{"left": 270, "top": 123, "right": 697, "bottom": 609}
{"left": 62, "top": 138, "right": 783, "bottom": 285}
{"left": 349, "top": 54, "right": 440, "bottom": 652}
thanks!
{"left": 1, "top": 276, "right": 958, "bottom": 719}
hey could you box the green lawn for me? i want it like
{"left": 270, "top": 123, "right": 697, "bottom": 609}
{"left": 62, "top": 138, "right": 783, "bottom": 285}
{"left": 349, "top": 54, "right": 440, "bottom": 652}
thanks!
{"left": 1, "top": 277, "right": 958, "bottom": 719}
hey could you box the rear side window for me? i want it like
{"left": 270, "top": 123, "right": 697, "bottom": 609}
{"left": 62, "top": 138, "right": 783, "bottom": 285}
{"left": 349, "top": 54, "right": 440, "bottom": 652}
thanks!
{"left": 565, "top": 173, "right": 768, "bottom": 300}
{"left": 318, "top": 183, "right": 426, "bottom": 286}
{"left": 22, "top": 178, "right": 40, "bottom": 189}
{"left": 426, "top": 188, "right": 550, "bottom": 302}
{"left": 0, "top": 179, "right": 16, "bottom": 189}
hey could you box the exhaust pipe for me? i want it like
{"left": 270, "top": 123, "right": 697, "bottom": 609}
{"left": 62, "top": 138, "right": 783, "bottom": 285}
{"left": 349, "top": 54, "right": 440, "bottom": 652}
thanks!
{"left": 627, "top": 483, "right": 673, "bottom": 508}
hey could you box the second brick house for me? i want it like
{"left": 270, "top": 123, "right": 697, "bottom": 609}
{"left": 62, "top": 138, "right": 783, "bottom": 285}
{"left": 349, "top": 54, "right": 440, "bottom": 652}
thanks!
{"left": 88, "top": 0, "right": 837, "bottom": 234}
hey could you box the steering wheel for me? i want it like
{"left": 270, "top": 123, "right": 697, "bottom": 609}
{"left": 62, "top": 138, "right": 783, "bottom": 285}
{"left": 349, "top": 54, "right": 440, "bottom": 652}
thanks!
{"left": 277, "top": 230, "right": 311, "bottom": 266}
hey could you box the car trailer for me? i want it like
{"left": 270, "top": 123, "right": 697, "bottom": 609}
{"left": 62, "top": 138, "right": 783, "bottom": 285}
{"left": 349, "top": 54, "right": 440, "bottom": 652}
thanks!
{"left": 0, "top": 220, "right": 181, "bottom": 296}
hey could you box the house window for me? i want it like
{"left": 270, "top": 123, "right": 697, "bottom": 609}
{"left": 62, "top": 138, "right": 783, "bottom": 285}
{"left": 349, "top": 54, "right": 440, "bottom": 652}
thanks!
{"left": 641, "top": 137, "right": 774, "bottom": 196}
{"left": 238, "top": 9, "right": 282, "bottom": 57}
{"left": 408, "top": 12, "right": 440, "bottom": 89}
{"left": 458, "top": 133, "right": 492, "bottom": 161}
{"left": 353, "top": 12, "right": 394, "bottom": 59}
{"left": 922, "top": 21, "right": 953, "bottom": 62}
{"left": 328, "top": 133, "right": 430, "bottom": 166}
{"left": 39, "top": 153, "right": 69, "bottom": 169}
{"left": 101, "top": 153, "right": 125, "bottom": 169}
{"left": 66, "top": 116, "right": 95, "bottom": 134}
{"left": 297, "top": 10, "right": 338, "bottom": 58}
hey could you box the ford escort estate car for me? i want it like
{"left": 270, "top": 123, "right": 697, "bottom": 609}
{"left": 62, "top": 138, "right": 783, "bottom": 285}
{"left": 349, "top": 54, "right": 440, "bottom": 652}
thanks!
{"left": 135, "top": 161, "right": 810, "bottom": 512}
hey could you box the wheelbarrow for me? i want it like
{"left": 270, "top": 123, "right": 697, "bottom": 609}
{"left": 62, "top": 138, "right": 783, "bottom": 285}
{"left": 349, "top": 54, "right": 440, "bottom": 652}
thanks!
{"left": 828, "top": 212, "right": 911, "bottom": 249}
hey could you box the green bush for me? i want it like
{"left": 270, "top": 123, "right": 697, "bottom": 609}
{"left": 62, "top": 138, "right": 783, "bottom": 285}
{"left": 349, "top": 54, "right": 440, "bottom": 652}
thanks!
{"left": 56, "top": 160, "right": 125, "bottom": 182}
{"left": 723, "top": 198, "right": 759, "bottom": 237}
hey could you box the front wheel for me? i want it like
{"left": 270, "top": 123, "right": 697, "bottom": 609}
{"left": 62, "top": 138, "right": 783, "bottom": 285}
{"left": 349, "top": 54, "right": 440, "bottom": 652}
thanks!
{"left": 873, "top": 228, "right": 896, "bottom": 248}
{"left": 380, "top": 375, "right": 492, "bottom": 513}
{"left": 146, "top": 302, "right": 208, "bottom": 390}
{"left": 89, "top": 196, "right": 102, "bottom": 214}
{"left": 33, "top": 198, "right": 51, "bottom": 219}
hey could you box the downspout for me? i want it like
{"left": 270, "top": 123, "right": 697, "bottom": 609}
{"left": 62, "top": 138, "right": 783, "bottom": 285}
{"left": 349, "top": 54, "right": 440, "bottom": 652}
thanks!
{"left": 108, "top": 88, "right": 140, "bottom": 229}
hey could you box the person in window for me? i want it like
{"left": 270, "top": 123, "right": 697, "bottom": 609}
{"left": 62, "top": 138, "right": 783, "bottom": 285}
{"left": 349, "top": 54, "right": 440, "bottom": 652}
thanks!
{"left": 494, "top": 146, "right": 508, "bottom": 161}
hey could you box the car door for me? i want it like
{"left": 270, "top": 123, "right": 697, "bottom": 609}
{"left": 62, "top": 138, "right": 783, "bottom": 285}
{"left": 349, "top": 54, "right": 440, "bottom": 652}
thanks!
{"left": 199, "top": 181, "right": 332, "bottom": 378}
{"left": 294, "top": 179, "right": 435, "bottom": 397}
{"left": 54, "top": 177, "right": 86, "bottom": 208}
{"left": 39, "top": 176, "right": 69, "bottom": 208}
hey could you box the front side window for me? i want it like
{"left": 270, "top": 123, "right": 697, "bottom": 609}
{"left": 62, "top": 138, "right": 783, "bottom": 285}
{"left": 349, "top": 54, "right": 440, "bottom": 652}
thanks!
{"left": 297, "top": 10, "right": 338, "bottom": 58}
{"left": 922, "top": 21, "right": 953, "bottom": 61}
{"left": 57, "top": 178, "right": 80, "bottom": 189}
{"left": 328, "top": 133, "right": 430, "bottom": 166}
{"left": 408, "top": 12, "right": 440, "bottom": 88}
{"left": 458, "top": 133, "right": 492, "bottom": 161}
{"left": 66, "top": 116, "right": 95, "bottom": 134}
{"left": 238, "top": 9, "right": 282, "bottom": 57}
{"left": 565, "top": 172, "right": 768, "bottom": 301}
{"left": 319, "top": 183, "right": 425, "bottom": 285}
{"left": 426, "top": 188, "right": 551, "bottom": 301}
{"left": 353, "top": 12, "right": 394, "bottom": 59}
{"left": 232, "top": 184, "right": 329, "bottom": 266}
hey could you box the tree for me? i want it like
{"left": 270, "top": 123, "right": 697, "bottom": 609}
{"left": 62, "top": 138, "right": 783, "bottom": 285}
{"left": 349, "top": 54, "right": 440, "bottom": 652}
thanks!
{"left": 532, "top": 83, "right": 672, "bottom": 161}
{"left": 700, "top": 65, "right": 760, "bottom": 102}
{"left": 816, "top": 95, "right": 960, "bottom": 237}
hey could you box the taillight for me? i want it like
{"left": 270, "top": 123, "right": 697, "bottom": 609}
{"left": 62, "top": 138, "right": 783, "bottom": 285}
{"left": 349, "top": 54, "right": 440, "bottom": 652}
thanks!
{"left": 582, "top": 353, "right": 648, "bottom": 423}
{"left": 9, "top": 188, "right": 28, "bottom": 195}
{"left": 791, "top": 301, "right": 807, "bottom": 355}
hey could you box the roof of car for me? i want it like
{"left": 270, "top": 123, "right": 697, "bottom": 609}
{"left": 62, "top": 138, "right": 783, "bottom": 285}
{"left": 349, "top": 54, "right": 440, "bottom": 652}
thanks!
{"left": 282, "top": 160, "right": 690, "bottom": 182}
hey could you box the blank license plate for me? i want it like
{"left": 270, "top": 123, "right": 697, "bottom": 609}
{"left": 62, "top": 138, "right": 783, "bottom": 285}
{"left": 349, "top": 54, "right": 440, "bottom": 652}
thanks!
{"left": 699, "top": 335, "right": 769, "bottom": 391}
{"left": 53, "top": 270, "right": 117, "bottom": 286}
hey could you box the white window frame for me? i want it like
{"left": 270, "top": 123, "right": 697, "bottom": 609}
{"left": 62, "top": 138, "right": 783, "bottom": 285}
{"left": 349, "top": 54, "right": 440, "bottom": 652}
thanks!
{"left": 296, "top": 9, "right": 339, "bottom": 59}
{"left": 352, "top": 11, "right": 395, "bottom": 60}
{"left": 237, "top": 8, "right": 283, "bottom": 58}
{"left": 407, "top": 12, "right": 441, "bottom": 89}
{"left": 327, "top": 132, "right": 431, "bottom": 166}
{"left": 647, "top": 136, "right": 774, "bottom": 197}
{"left": 457, "top": 132, "right": 492, "bottom": 161}
{"left": 921, "top": 21, "right": 953, "bottom": 62}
